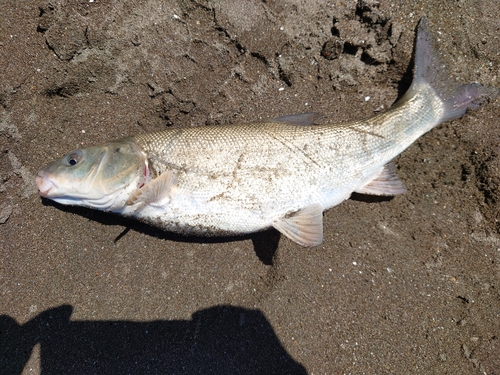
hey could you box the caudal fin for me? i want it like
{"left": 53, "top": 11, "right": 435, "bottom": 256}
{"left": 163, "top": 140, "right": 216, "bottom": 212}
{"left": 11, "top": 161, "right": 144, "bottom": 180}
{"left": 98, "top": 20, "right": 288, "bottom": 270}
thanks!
{"left": 406, "top": 17, "right": 499, "bottom": 122}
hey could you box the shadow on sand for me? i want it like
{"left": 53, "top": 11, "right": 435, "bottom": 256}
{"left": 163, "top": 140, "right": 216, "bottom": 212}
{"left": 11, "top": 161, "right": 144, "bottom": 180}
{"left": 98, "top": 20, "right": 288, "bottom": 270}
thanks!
{"left": 40, "top": 199, "right": 281, "bottom": 266}
{"left": 0, "top": 304, "right": 306, "bottom": 375}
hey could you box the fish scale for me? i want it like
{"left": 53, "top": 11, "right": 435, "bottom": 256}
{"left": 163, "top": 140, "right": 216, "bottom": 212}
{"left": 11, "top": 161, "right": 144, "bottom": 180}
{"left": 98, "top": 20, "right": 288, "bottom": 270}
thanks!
{"left": 130, "top": 91, "right": 437, "bottom": 235}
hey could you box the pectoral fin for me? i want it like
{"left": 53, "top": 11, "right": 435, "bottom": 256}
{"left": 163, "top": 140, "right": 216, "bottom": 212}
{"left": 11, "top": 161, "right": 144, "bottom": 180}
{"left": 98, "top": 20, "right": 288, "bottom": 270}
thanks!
{"left": 355, "top": 162, "right": 406, "bottom": 196}
{"left": 273, "top": 204, "right": 323, "bottom": 247}
{"left": 127, "top": 170, "right": 178, "bottom": 206}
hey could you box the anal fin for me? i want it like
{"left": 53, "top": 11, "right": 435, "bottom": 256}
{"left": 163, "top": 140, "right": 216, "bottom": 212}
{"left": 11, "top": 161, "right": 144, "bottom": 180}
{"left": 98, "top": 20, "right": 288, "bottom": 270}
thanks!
{"left": 273, "top": 203, "right": 323, "bottom": 247}
{"left": 127, "top": 170, "right": 178, "bottom": 207}
{"left": 355, "top": 162, "right": 406, "bottom": 196}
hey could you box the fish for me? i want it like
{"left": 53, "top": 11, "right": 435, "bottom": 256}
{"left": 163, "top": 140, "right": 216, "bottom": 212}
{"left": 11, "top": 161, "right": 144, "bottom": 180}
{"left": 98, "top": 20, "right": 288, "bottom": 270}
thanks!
{"left": 36, "top": 18, "right": 498, "bottom": 247}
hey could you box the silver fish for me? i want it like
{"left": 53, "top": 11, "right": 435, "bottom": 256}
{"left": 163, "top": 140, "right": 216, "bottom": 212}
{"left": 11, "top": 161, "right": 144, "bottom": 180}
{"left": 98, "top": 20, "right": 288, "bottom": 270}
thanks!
{"left": 36, "top": 18, "right": 498, "bottom": 246}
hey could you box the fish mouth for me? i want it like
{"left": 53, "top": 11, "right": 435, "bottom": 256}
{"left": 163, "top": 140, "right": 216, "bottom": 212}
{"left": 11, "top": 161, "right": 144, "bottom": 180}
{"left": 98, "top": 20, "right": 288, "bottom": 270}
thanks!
{"left": 36, "top": 171, "right": 55, "bottom": 197}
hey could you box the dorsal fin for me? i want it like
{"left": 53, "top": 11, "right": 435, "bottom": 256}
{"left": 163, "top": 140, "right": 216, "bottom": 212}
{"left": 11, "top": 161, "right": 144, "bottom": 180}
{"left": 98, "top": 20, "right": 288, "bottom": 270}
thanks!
{"left": 266, "top": 112, "right": 321, "bottom": 126}
{"left": 273, "top": 203, "right": 323, "bottom": 247}
{"left": 127, "top": 170, "right": 178, "bottom": 206}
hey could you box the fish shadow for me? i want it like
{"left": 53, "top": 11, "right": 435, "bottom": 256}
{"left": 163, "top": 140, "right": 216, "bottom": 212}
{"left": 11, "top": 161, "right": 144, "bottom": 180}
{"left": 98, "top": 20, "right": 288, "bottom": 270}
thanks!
{"left": 350, "top": 192, "right": 395, "bottom": 203}
{"left": 0, "top": 304, "right": 307, "bottom": 375}
{"left": 40, "top": 199, "right": 280, "bottom": 265}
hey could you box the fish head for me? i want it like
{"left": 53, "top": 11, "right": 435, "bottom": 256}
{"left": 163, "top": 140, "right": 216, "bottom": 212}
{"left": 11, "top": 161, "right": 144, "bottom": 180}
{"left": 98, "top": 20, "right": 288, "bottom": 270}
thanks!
{"left": 36, "top": 138, "right": 147, "bottom": 211}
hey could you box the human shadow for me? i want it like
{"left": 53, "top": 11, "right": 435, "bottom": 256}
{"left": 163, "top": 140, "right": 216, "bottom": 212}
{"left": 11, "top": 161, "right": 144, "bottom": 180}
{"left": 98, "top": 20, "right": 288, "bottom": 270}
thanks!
{"left": 0, "top": 305, "right": 307, "bottom": 375}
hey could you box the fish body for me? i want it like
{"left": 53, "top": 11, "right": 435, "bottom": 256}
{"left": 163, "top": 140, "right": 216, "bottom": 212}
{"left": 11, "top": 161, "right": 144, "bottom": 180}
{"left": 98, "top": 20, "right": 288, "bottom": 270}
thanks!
{"left": 36, "top": 18, "right": 498, "bottom": 246}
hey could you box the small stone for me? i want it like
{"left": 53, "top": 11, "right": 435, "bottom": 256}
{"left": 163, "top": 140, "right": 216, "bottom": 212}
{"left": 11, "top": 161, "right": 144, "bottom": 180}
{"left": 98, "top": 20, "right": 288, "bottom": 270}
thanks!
{"left": 0, "top": 205, "right": 12, "bottom": 224}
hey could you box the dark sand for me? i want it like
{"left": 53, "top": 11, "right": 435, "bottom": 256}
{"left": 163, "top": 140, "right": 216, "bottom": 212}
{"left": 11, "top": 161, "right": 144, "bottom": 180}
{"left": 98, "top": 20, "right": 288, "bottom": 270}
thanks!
{"left": 1, "top": 1, "right": 499, "bottom": 373}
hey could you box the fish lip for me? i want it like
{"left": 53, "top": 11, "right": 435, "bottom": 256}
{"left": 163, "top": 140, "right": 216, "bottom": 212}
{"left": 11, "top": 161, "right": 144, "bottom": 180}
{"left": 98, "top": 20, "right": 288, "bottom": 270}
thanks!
{"left": 36, "top": 171, "right": 55, "bottom": 197}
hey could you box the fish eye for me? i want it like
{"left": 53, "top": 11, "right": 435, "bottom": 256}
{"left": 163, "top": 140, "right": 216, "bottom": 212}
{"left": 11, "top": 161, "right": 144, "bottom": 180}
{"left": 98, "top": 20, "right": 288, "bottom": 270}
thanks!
{"left": 66, "top": 152, "right": 81, "bottom": 166}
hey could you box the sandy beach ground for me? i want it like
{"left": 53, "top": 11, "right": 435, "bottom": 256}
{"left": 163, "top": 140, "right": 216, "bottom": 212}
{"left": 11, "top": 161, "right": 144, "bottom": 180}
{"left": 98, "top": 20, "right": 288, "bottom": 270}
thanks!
{"left": 1, "top": 1, "right": 499, "bottom": 373}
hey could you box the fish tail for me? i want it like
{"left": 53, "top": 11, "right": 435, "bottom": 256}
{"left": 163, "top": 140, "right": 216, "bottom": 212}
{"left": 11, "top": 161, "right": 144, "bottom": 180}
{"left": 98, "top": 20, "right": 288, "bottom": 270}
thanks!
{"left": 406, "top": 17, "right": 499, "bottom": 123}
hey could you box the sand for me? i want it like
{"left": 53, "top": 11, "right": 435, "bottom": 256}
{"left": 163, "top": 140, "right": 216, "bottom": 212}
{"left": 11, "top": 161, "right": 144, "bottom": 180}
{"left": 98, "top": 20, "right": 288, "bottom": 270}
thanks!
{"left": 1, "top": 0, "right": 499, "bottom": 373}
